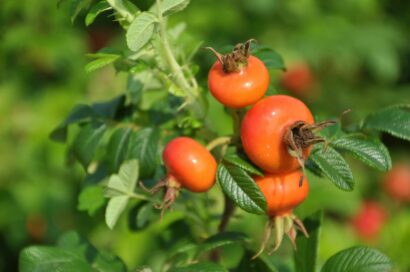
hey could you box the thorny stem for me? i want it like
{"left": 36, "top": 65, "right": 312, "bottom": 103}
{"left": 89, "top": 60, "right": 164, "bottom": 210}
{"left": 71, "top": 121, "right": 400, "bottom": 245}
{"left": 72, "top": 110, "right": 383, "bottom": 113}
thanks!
{"left": 155, "top": 0, "right": 202, "bottom": 112}
{"left": 206, "top": 136, "right": 232, "bottom": 151}
{"left": 106, "top": 0, "right": 135, "bottom": 23}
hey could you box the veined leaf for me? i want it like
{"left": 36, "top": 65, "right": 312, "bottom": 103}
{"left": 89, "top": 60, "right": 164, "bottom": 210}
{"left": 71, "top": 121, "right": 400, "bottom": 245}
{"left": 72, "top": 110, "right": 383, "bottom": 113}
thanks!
{"left": 129, "top": 128, "right": 160, "bottom": 179}
{"left": 126, "top": 12, "right": 157, "bottom": 52}
{"left": 310, "top": 145, "right": 354, "bottom": 191}
{"left": 72, "top": 123, "right": 107, "bottom": 169}
{"left": 153, "top": 0, "right": 190, "bottom": 16}
{"left": 223, "top": 154, "right": 263, "bottom": 176}
{"left": 85, "top": 54, "right": 120, "bottom": 73}
{"left": 294, "top": 211, "right": 323, "bottom": 272}
{"left": 85, "top": 1, "right": 112, "bottom": 26}
{"left": 217, "top": 163, "right": 266, "bottom": 215}
{"left": 363, "top": 104, "right": 410, "bottom": 141}
{"left": 106, "top": 160, "right": 139, "bottom": 196}
{"left": 332, "top": 134, "right": 391, "bottom": 172}
{"left": 106, "top": 128, "right": 132, "bottom": 173}
{"left": 253, "top": 46, "right": 285, "bottom": 70}
{"left": 105, "top": 195, "right": 129, "bottom": 229}
{"left": 321, "top": 246, "right": 393, "bottom": 272}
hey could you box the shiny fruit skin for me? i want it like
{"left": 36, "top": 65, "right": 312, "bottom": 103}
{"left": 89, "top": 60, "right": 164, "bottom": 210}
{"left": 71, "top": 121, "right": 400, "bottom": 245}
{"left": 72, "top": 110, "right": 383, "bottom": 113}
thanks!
{"left": 383, "top": 164, "right": 410, "bottom": 203}
{"left": 241, "top": 95, "right": 314, "bottom": 173}
{"left": 255, "top": 171, "right": 309, "bottom": 217}
{"left": 351, "top": 201, "right": 387, "bottom": 241}
{"left": 162, "top": 137, "right": 217, "bottom": 192}
{"left": 280, "top": 63, "right": 314, "bottom": 96}
{"left": 208, "top": 55, "right": 270, "bottom": 108}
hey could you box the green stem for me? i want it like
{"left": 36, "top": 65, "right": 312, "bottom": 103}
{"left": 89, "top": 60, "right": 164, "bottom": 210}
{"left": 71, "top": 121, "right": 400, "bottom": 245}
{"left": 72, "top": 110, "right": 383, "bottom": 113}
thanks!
{"left": 155, "top": 0, "right": 199, "bottom": 103}
{"left": 206, "top": 136, "right": 231, "bottom": 151}
{"left": 106, "top": 0, "right": 135, "bottom": 23}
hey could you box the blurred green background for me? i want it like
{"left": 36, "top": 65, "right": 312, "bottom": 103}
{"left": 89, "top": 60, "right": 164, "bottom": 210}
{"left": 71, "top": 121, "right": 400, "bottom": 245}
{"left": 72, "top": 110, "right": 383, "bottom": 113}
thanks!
{"left": 1, "top": 0, "right": 410, "bottom": 271}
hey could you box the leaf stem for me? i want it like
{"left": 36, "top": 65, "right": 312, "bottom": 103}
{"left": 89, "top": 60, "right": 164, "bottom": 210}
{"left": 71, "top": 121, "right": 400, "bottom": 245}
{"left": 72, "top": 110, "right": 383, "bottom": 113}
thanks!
{"left": 106, "top": 0, "right": 135, "bottom": 23}
{"left": 206, "top": 136, "right": 232, "bottom": 151}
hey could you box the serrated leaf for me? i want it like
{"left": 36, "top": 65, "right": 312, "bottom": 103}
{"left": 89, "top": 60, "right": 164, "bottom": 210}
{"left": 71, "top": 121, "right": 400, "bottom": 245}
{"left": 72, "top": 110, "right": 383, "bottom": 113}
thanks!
{"left": 197, "top": 232, "right": 246, "bottom": 254}
{"left": 106, "top": 128, "right": 132, "bottom": 173}
{"left": 19, "top": 246, "right": 90, "bottom": 272}
{"left": 154, "top": 0, "right": 190, "bottom": 16}
{"left": 106, "top": 160, "right": 139, "bottom": 196}
{"left": 253, "top": 46, "right": 285, "bottom": 70}
{"left": 321, "top": 246, "right": 393, "bottom": 272}
{"left": 363, "top": 104, "right": 410, "bottom": 141}
{"left": 223, "top": 154, "right": 263, "bottom": 176}
{"left": 85, "top": 1, "right": 112, "bottom": 26}
{"left": 217, "top": 164, "right": 266, "bottom": 214}
{"left": 105, "top": 195, "right": 129, "bottom": 229}
{"left": 126, "top": 12, "right": 157, "bottom": 52}
{"left": 57, "top": 231, "right": 127, "bottom": 272}
{"left": 294, "top": 211, "right": 323, "bottom": 272}
{"left": 129, "top": 128, "right": 160, "bottom": 179}
{"left": 92, "top": 94, "right": 126, "bottom": 119}
{"left": 332, "top": 134, "right": 391, "bottom": 172}
{"left": 86, "top": 54, "right": 120, "bottom": 73}
{"left": 310, "top": 145, "right": 354, "bottom": 191}
{"left": 50, "top": 104, "right": 94, "bottom": 142}
{"left": 169, "top": 262, "right": 227, "bottom": 272}
{"left": 72, "top": 123, "right": 106, "bottom": 169}
{"left": 78, "top": 186, "right": 105, "bottom": 216}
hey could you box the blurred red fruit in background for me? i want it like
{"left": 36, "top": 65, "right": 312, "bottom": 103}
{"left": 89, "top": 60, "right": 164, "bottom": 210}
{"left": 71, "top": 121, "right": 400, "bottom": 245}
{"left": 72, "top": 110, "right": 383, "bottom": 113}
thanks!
{"left": 280, "top": 63, "right": 314, "bottom": 97}
{"left": 26, "top": 214, "right": 47, "bottom": 241}
{"left": 351, "top": 201, "right": 387, "bottom": 241}
{"left": 383, "top": 164, "right": 410, "bottom": 203}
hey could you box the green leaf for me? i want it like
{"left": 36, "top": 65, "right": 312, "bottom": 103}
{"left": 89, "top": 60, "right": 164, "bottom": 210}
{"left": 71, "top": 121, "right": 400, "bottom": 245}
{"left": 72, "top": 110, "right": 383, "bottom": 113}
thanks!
{"left": 105, "top": 195, "right": 129, "bottom": 229}
{"left": 126, "top": 12, "right": 157, "bottom": 52}
{"left": 127, "top": 75, "right": 143, "bottom": 104}
{"left": 69, "top": 0, "right": 92, "bottom": 23}
{"left": 223, "top": 154, "right": 263, "bottom": 176}
{"left": 362, "top": 104, "right": 410, "bottom": 141}
{"left": 50, "top": 104, "right": 94, "bottom": 142}
{"left": 253, "top": 46, "right": 285, "bottom": 70}
{"left": 321, "top": 246, "right": 393, "bottom": 272}
{"left": 77, "top": 186, "right": 106, "bottom": 216}
{"left": 129, "top": 201, "right": 159, "bottom": 231}
{"left": 169, "top": 262, "right": 227, "bottom": 272}
{"left": 294, "top": 211, "right": 323, "bottom": 272}
{"left": 72, "top": 123, "right": 107, "bottom": 169}
{"left": 332, "top": 134, "right": 391, "bottom": 172}
{"left": 85, "top": 1, "right": 112, "bottom": 26}
{"left": 92, "top": 94, "right": 126, "bottom": 119}
{"left": 106, "top": 160, "right": 139, "bottom": 196}
{"left": 86, "top": 53, "right": 121, "bottom": 73}
{"left": 106, "top": 128, "right": 132, "bottom": 173}
{"left": 237, "top": 250, "right": 278, "bottom": 272}
{"left": 217, "top": 163, "right": 266, "bottom": 215}
{"left": 57, "top": 231, "right": 127, "bottom": 272}
{"left": 197, "top": 232, "right": 246, "bottom": 255}
{"left": 19, "top": 246, "right": 90, "bottom": 272}
{"left": 128, "top": 128, "right": 160, "bottom": 178}
{"left": 160, "top": 0, "right": 190, "bottom": 16}
{"left": 310, "top": 145, "right": 354, "bottom": 191}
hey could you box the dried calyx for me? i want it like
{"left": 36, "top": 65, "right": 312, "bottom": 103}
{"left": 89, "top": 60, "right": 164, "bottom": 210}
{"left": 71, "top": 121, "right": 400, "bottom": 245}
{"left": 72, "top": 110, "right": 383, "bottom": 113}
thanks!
{"left": 140, "top": 175, "right": 181, "bottom": 219}
{"left": 284, "top": 120, "right": 336, "bottom": 178}
{"left": 206, "top": 39, "right": 256, "bottom": 73}
{"left": 252, "top": 213, "right": 309, "bottom": 259}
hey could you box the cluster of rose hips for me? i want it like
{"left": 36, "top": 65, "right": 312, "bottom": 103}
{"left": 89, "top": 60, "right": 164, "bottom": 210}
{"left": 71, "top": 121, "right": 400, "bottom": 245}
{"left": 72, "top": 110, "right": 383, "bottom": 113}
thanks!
{"left": 152, "top": 40, "right": 330, "bottom": 256}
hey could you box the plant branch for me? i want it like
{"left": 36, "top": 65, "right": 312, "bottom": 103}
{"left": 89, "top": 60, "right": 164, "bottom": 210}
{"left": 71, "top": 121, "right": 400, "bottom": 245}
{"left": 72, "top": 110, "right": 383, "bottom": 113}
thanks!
{"left": 155, "top": 0, "right": 199, "bottom": 103}
{"left": 106, "top": 0, "right": 135, "bottom": 23}
{"left": 206, "top": 136, "right": 231, "bottom": 151}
